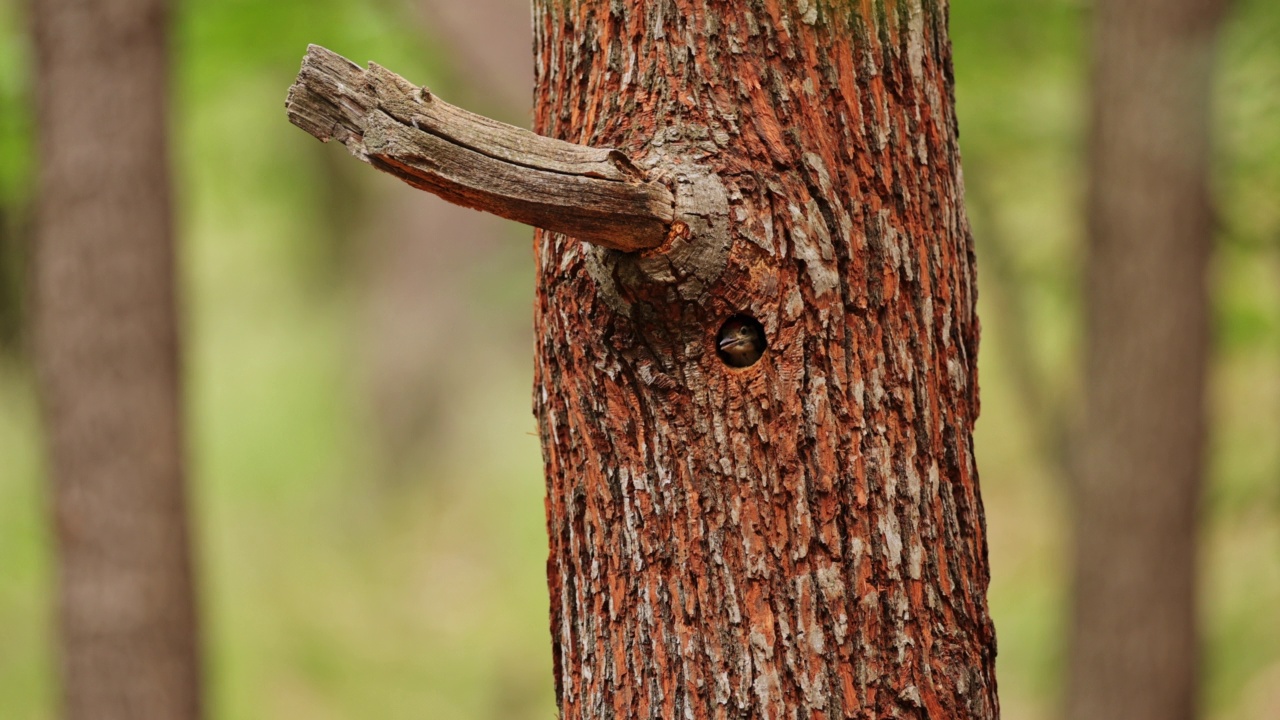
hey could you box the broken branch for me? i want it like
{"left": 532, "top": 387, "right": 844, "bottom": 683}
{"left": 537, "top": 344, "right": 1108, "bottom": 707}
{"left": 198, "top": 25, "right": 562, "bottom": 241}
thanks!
{"left": 285, "top": 45, "right": 675, "bottom": 252}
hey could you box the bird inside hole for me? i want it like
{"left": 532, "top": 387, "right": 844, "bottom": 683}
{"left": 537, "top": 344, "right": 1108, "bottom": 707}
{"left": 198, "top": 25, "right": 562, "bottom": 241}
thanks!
{"left": 716, "top": 315, "right": 766, "bottom": 368}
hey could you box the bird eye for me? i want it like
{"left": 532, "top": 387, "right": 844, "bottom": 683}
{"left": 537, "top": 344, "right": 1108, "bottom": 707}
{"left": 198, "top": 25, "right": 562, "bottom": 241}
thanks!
{"left": 715, "top": 314, "right": 766, "bottom": 368}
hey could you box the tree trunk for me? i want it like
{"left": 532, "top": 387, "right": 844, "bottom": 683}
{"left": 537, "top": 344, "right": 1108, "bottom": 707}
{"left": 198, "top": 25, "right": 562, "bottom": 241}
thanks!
{"left": 1069, "top": 0, "right": 1227, "bottom": 718}
{"left": 32, "top": 1, "right": 202, "bottom": 718}
{"left": 530, "top": 1, "right": 996, "bottom": 717}
{"left": 284, "top": 0, "right": 995, "bottom": 713}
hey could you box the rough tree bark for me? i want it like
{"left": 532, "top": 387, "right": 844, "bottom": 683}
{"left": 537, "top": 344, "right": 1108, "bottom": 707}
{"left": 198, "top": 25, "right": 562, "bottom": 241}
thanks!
{"left": 287, "top": 0, "right": 996, "bottom": 716}
{"left": 1069, "top": 0, "right": 1227, "bottom": 718}
{"left": 32, "top": 1, "right": 202, "bottom": 718}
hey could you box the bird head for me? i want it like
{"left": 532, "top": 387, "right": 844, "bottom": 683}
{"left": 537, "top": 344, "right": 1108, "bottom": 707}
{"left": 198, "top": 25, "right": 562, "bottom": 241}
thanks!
{"left": 716, "top": 317, "right": 765, "bottom": 367}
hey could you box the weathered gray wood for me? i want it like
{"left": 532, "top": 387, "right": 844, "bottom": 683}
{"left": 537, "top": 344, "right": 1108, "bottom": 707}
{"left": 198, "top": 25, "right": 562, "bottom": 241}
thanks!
{"left": 286, "top": 44, "right": 675, "bottom": 252}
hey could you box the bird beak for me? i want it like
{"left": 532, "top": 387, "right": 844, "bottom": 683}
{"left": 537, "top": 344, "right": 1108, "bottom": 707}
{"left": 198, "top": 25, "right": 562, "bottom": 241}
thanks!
{"left": 718, "top": 336, "right": 739, "bottom": 351}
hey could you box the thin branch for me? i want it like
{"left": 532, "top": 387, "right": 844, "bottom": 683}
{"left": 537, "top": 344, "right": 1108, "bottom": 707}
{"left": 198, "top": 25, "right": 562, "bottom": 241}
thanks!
{"left": 286, "top": 45, "right": 675, "bottom": 252}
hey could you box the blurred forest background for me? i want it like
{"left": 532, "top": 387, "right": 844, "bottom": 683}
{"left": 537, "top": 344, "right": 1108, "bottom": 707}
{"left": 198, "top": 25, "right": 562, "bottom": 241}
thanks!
{"left": 1, "top": 0, "right": 1278, "bottom": 719}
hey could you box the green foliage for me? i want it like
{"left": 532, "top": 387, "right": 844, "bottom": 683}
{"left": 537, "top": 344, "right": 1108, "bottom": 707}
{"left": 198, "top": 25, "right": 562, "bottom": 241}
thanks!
{"left": 0, "top": 0, "right": 30, "bottom": 206}
{"left": 0, "top": 0, "right": 31, "bottom": 353}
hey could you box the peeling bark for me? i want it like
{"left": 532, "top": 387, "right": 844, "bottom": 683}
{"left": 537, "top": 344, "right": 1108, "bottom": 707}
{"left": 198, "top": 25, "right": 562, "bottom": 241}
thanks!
{"left": 530, "top": 1, "right": 996, "bottom": 717}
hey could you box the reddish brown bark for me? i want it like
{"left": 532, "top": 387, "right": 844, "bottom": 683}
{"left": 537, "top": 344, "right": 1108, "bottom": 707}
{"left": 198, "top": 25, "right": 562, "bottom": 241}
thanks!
{"left": 283, "top": 0, "right": 994, "bottom": 713}
{"left": 1070, "top": 0, "right": 1227, "bottom": 718}
{"left": 530, "top": 1, "right": 996, "bottom": 717}
{"left": 32, "top": 1, "right": 202, "bottom": 718}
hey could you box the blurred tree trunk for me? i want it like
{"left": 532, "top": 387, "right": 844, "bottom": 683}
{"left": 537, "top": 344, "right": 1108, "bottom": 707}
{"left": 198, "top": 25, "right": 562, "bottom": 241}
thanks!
{"left": 531, "top": 1, "right": 996, "bottom": 717}
{"left": 354, "top": 0, "right": 530, "bottom": 480}
{"left": 1070, "top": 0, "right": 1227, "bottom": 718}
{"left": 418, "top": 0, "right": 532, "bottom": 117}
{"left": 355, "top": 183, "right": 510, "bottom": 477}
{"left": 32, "top": 1, "right": 201, "bottom": 719}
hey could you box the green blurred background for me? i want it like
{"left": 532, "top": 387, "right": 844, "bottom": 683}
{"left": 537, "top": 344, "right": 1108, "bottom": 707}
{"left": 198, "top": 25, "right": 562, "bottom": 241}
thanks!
{"left": 0, "top": 0, "right": 1277, "bottom": 718}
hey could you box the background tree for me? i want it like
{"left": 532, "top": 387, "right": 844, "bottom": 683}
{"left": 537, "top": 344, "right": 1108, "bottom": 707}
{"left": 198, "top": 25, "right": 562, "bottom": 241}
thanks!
{"left": 1069, "top": 0, "right": 1230, "bottom": 718}
{"left": 32, "top": 1, "right": 201, "bottom": 718}
{"left": 288, "top": 0, "right": 999, "bottom": 715}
